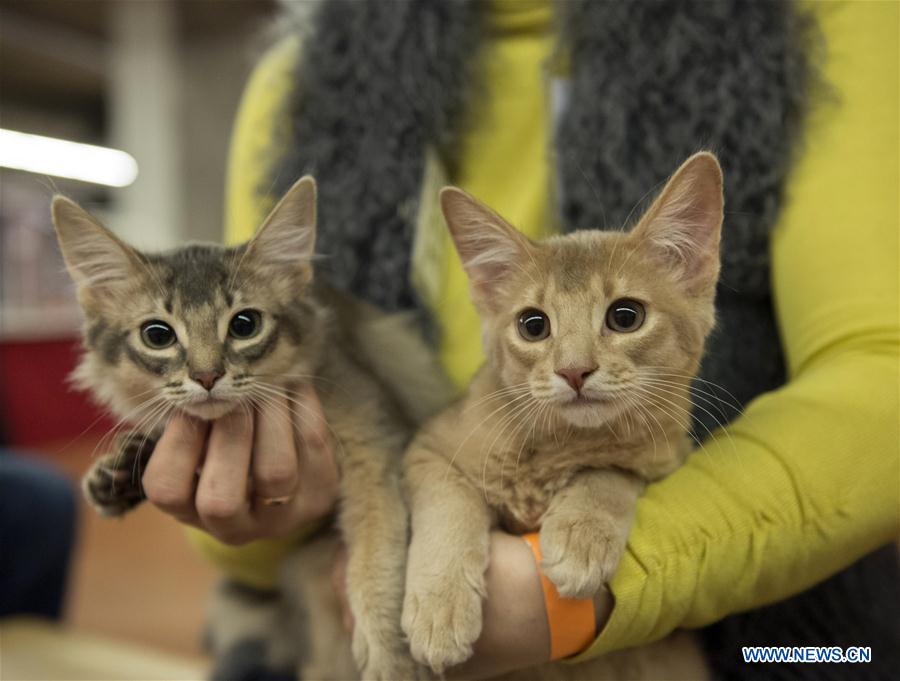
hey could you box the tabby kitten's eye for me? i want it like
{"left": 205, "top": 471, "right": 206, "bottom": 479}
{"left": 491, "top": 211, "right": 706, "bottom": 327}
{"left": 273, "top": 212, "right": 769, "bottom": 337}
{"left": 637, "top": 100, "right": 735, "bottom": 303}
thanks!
{"left": 517, "top": 308, "right": 550, "bottom": 341}
{"left": 229, "top": 309, "right": 261, "bottom": 339}
{"left": 140, "top": 320, "right": 177, "bottom": 349}
{"left": 606, "top": 299, "right": 645, "bottom": 333}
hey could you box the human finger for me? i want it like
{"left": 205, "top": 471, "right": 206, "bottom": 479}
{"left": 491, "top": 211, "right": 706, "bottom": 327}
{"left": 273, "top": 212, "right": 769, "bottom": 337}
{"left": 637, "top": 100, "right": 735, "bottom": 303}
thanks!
{"left": 195, "top": 408, "right": 254, "bottom": 542}
{"left": 292, "top": 383, "right": 340, "bottom": 522}
{"left": 251, "top": 392, "right": 299, "bottom": 506}
{"left": 294, "top": 384, "right": 338, "bottom": 484}
{"left": 143, "top": 412, "right": 208, "bottom": 524}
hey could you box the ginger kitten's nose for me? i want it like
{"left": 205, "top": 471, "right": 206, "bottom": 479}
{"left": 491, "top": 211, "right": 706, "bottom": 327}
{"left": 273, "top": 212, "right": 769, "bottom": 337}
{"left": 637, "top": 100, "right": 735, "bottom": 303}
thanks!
{"left": 190, "top": 370, "right": 222, "bottom": 391}
{"left": 556, "top": 366, "right": 598, "bottom": 393}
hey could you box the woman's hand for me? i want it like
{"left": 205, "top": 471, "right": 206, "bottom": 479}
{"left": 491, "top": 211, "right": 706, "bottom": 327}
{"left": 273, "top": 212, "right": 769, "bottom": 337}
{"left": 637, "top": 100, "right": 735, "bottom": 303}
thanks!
{"left": 448, "top": 531, "right": 613, "bottom": 678}
{"left": 142, "top": 384, "right": 340, "bottom": 545}
{"left": 446, "top": 531, "right": 551, "bottom": 679}
{"left": 331, "top": 530, "right": 613, "bottom": 679}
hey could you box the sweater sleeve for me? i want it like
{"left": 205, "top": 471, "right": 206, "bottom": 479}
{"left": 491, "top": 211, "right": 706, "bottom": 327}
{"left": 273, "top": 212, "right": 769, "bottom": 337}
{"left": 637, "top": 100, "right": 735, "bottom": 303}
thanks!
{"left": 224, "top": 36, "right": 301, "bottom": 245}
{"left": 574, "top": 0, "right": 899, "bottom": 660}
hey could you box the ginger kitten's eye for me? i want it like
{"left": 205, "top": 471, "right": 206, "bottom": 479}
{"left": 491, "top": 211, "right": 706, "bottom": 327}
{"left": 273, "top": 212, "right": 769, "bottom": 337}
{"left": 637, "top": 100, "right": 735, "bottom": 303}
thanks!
{"left": 517, "top": 308, "right": 550, "bottom": 341}
{"left": 606, "top": 299, "right": 645, "bottom": 333}
{"left": 229, "top": 309, "right": 261, "bottom": 339}
{"left": 140, "top": 320, "right": 177, "bottom": 349}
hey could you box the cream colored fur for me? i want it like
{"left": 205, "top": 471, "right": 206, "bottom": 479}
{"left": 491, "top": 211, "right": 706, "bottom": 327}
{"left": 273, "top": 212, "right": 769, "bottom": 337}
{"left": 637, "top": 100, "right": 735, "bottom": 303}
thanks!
{"left": 402, "top": 153, "right": 723, "bottom": 678}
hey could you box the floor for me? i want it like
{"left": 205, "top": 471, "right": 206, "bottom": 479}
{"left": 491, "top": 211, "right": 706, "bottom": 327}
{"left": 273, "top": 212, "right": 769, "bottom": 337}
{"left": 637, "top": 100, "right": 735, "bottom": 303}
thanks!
{"left": 40, "top": 435, "right": 218, "bottom": 661}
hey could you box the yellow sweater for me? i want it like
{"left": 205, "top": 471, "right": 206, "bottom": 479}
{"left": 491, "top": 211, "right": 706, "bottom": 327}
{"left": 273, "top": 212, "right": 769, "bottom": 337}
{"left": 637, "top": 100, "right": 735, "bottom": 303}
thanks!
{"left": 196, "top": 0, "right": 899, "bottom": 659}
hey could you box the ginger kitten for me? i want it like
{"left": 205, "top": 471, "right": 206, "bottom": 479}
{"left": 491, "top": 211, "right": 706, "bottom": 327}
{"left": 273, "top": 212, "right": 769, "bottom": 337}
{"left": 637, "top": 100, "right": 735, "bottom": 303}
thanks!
{"left": 52, "top": 177, "right": 448, "bottom": 680}
{"left": 402, "top": 153, "right": 723, "bottom": 677}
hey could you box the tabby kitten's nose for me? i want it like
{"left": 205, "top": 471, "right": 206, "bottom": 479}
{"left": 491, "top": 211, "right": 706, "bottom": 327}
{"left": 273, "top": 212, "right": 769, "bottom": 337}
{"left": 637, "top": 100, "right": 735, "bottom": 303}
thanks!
{"left": 190, "top": 370, "right": 223, "bottom": 391}
{"left": 556, "top": 366, "right": 598, "bottom": 393}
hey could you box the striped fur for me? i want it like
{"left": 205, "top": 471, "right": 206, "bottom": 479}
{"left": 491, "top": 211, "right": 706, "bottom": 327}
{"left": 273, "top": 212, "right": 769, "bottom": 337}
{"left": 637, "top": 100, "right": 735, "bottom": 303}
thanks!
{"left": 53, "top": 177, "right": 454, "bottom": 680}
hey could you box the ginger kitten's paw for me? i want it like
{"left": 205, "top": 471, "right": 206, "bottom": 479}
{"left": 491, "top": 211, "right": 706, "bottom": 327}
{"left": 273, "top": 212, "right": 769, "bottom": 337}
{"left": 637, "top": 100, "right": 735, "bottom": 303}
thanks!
{"left": 363, "top": 653, "right": 429, "bottom": 681}
{"left": 352, "top": 628, "right": 424, "bottom": 681}
{"left": 402, "top": 576, "right": 484, "bottom": 674}
{"left": 82, "top": 432, "right": 156, "bottom": 517}
{"left": 539, "top": 511, "right": 627, "bottom": 599}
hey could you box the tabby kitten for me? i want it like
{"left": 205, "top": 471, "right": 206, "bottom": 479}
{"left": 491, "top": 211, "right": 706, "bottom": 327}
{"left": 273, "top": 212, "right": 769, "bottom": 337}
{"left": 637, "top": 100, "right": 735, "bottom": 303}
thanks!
{"left": 402, "top": 153, "right": 722, "bottom": 677}
{"left": 52, "top": 177, "right": 443, "bottom": 681}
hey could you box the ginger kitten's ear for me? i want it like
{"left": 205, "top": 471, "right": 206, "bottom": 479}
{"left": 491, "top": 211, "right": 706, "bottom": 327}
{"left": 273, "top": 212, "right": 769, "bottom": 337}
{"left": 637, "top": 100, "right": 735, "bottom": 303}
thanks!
{"left": 246, "top": 175, "right": 317, "bottom": 284}
{"left": 440, "top": 187, "right": 535, "bottom": 310}
{"left": 632, "top": 152, "right": 724, "bottom": 295}
{"left": 51, "top": 196, "right": 143, "bottom": 295}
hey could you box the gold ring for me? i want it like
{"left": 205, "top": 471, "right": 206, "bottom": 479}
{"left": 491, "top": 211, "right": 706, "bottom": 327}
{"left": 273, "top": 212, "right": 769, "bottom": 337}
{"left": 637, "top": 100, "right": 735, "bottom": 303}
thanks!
{"left": 258, "top": 495, "right": 293, "bottom": 507}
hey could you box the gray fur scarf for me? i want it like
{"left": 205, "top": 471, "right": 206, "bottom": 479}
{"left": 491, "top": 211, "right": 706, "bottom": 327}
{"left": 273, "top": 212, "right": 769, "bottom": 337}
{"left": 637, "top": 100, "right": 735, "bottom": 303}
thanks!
{"left": 273, "top": 0, "right": 815, "bottom": 307}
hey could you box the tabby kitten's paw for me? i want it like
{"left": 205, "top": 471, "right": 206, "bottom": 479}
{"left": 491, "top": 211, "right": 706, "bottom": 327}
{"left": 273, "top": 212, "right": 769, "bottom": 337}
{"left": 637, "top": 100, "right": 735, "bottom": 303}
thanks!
{"left": 539, "top": 511, "right": 627, "bottom": 599}
{"left": 401, "top": 575, "right": 484, "bottom": 674}
{"left": 82, "top": 432, "right": 156, "bottom": 517}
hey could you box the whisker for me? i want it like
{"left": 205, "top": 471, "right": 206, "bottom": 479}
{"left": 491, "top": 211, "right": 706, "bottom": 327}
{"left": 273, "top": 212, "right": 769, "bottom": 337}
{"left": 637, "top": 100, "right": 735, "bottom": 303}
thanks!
{"left": 441, "top": 390, "right": 534, "bottom": 482}
{"left": 482, "top": 395, "right": 538, "bottom": 500}
{"left": 463, "top": 382, "right": 532, "bottom": 412}
{"left": 249, "top": 382, "right": 348, "bottom": 464}
{"left": 510, "top": 400, "right": 544, "bottom": 486}
{"left": 57, "top": 386, "right": 162, "bottom": 455}
{"left": 91, "top": 394, "right": 168, "bottom": 466}
{"left": 479, "top": 396, "right": 536, "bottom": 497}
{"left": 637, "top": 380, "right": 735, "bottom": 452}
{"left": 632, "top": 390, "right": 704, "bottom": 453}
{"left": 639, "top": 377, "right": 735, "bottom": 425}
{"left": 130, "top": 403, "right": 174, "bottom": 488}
{"left": 641, "top": 368, "right": 746, "bottom": 412}
{"left": 245, "top": 391, "right": 317, "bottom": 465}
{"left": 631, "top": 385, "right": 743, "bottom": 473}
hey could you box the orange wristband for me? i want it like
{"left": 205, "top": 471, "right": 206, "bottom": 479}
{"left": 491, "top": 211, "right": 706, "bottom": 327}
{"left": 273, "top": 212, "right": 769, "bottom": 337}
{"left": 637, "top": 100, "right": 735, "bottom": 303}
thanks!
{"left": 522, "top": 532, "right": 596, "bottom": 660}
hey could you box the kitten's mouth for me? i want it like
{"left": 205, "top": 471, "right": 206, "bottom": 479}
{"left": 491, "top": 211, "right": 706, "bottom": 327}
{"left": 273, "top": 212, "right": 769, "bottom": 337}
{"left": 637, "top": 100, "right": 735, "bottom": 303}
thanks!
{"left": 185, "top": 394, "right": 230, "bottom": 407}
{"left": 179, "top": 395, "right": 239, "bottom": 420}
{"left": 555, "top": 390, "right": 626, "bottom": 428}
{"left": 567, "top": 392, "right": 618, "bottom": 407}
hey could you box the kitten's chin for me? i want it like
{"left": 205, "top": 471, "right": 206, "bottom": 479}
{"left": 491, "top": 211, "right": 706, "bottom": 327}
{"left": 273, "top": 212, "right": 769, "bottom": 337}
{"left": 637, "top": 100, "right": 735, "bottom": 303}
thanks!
{"left": 180, "top": 399, "right": 239, "bottom": 421}
{"left": 558, "top": 399, "right": 623, "bottom": 429}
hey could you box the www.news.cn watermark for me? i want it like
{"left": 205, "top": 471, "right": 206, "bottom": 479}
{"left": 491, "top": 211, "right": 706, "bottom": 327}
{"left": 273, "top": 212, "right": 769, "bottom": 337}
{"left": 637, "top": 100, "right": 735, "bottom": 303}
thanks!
{"left": 742, "top": 646, "right": 872, "bottom": 664}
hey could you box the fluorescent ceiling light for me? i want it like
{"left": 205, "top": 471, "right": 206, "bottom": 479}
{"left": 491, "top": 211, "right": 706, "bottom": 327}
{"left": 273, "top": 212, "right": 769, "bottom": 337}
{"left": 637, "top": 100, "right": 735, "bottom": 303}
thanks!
{"left": 0, "top": 128, "right": 138, "bottom": 187}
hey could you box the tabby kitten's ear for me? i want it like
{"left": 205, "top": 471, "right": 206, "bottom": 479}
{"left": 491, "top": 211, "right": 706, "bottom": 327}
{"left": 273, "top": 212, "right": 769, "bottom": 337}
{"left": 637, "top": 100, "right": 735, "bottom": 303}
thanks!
{"left": 440, "top": 187, "right": 536, "bottom": 310}
{"left": 632, "top": 152, "right": 724, "bottom": 295}
{"left": 51, "top": 196, "right": 143, "bottom": 297}
{"left": 245, "top": 175, "right": 317, "bottom": 284}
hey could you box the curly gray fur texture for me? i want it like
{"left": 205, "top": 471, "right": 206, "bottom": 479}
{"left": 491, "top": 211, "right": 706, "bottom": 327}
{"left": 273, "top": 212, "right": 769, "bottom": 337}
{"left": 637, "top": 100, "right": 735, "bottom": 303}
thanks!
{"left": 557, "top": 0, "right": 819, "bottom": 299}
{"left": 272, "top": 0, "right": 819, "bottom": 310}
{"left": 273, "top": 0, "right": 482, "bottom": 310}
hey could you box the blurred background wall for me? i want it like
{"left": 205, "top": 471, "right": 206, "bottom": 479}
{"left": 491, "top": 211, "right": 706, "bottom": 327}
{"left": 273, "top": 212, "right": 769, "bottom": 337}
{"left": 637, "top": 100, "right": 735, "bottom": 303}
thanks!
{"left": 0, "top": 0, "right": 278, "bottom": 445}
{"left": 1, "top": 3, "right": 290, "bottom": 665}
